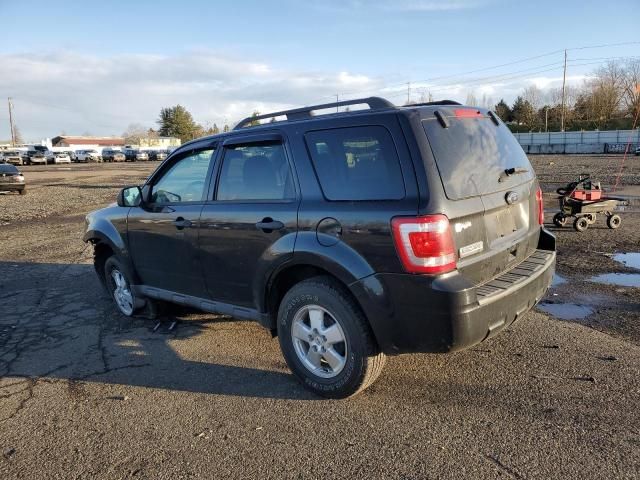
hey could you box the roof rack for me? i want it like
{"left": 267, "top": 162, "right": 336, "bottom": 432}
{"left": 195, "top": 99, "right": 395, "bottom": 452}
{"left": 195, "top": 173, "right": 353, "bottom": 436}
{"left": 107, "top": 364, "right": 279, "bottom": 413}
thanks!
{"left": 234, "top": 96, "right": 395, "bottom": 130}
{"left": 404, "top": 100, "right": 462, "bottom": 107}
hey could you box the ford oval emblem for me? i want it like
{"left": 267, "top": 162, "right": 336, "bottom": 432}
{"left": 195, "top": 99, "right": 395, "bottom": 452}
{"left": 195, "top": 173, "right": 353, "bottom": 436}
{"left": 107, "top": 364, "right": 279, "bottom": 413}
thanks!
{"left": 505, "top": 191, "right": 519, "bottom": 205}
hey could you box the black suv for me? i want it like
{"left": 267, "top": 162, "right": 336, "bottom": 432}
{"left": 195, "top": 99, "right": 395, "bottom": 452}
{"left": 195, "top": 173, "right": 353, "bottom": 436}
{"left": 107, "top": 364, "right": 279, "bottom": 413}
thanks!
{"left": 84, "top": 97, "right": 555, "bottom": 398}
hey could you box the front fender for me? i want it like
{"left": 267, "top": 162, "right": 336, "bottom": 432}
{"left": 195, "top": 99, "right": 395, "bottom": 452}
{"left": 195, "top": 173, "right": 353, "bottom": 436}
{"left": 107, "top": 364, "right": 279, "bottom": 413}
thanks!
{"left": 83, "top": 206, "right": 128, "bottom": 255}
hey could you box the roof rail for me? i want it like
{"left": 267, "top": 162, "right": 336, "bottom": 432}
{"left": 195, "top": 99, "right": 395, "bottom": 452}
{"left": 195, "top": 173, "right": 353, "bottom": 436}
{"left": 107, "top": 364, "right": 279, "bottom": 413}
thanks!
{"left": 404, "top": 100, "right": 462, "bottom": 107}
{"left": 234, "top": 96, "right": 395, "bottom": 130}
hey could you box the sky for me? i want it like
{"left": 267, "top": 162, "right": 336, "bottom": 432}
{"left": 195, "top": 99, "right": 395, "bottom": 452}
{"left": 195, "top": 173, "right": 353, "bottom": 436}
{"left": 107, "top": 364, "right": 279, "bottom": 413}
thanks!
{"left": 1, "top": 0, "right": 639, "bottom": 141}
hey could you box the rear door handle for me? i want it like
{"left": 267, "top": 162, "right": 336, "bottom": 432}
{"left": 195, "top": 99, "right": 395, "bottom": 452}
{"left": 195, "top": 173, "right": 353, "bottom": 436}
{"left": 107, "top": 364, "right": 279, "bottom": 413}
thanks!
{"left": 173, "top": 217, "right": 193, "bottom": 230}
{"left": 256, "top": 218, "right": 284, "bottom": 232}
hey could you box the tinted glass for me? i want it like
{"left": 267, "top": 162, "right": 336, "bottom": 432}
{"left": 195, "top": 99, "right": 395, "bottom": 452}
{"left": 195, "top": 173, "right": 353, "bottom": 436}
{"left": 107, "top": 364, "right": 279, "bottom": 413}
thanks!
{"left": 422, "top": 111, "right": 533, "bottom": 200}
{"left": 216, "top": 143, "right": 294, "bottom": 201}
{"left": 151, "top": 149, "right": 214, "bottom": 203}
{"left": 0, "top": 164, "right": 18, "bottom": 173}
{"left": 305, "top": 126, "right": 405, "bottom": 201}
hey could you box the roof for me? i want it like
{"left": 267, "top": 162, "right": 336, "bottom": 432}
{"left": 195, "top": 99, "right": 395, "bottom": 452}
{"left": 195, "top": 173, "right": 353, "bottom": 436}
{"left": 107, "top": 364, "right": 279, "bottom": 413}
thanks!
{"left": 52, "top": 136, "right": 124, "bottom": 146}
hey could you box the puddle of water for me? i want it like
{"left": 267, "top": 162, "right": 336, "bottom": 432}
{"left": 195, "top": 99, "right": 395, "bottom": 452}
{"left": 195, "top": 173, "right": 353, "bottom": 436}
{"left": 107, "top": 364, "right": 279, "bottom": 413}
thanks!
{"left": 537, "top": 303, "right": 594, "bottom": 320}
{"left": 551, "top": 273, "right": 567, "bottom": 287}
{"left": 590, "top": 273, "right": 640, "bottom": 288}
{"left": 612, "top": 253, "right": 640, "bottom": 270}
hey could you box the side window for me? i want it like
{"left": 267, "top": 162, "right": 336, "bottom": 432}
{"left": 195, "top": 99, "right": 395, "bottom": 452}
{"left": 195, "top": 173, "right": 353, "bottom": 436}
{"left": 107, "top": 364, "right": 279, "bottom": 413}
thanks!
{"left": 305, "top": 126, "right": 405, "bottom": 201}
{"left": 151, "top": 149, "right": 214, "bottom": 203}
{"left": 216, "top": 142, "right": 294, "bottom": 201}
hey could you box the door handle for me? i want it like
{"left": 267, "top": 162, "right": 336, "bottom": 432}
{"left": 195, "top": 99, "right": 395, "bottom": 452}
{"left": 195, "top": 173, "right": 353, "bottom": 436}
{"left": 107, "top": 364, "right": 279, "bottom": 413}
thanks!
{"left": 255, "top": 218, "right": 284, "bottom": 232}
{"left": 173, "top": 217, "right": 193, "bottom": 230}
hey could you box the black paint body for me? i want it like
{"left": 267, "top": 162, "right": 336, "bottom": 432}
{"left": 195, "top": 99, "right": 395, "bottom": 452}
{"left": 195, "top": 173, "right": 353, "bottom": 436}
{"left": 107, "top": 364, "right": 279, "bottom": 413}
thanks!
{"left": 84, "top": 103, "right": 556, "bottom": 355}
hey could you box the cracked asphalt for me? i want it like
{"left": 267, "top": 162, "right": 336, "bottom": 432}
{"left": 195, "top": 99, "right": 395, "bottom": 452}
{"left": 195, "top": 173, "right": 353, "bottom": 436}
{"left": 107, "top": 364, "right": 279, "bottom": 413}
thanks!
{"left": 1, "top": 160, "right": 639, "bottom": 479}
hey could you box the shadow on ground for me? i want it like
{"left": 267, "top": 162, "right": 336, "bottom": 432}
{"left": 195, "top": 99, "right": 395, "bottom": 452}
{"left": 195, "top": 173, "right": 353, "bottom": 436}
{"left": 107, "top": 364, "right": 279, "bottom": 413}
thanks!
{"left": 0, "top": 261, "right": 312, "bottom": 400}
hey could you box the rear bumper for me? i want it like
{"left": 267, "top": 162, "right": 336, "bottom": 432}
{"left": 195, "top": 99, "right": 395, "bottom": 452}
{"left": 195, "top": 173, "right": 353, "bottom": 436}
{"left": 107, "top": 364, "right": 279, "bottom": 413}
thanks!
{"left": 0, "top": 182, "right": 25, "bottom": 191}
{"left": 351, "top": 228, "right": 556, "bottom": 355}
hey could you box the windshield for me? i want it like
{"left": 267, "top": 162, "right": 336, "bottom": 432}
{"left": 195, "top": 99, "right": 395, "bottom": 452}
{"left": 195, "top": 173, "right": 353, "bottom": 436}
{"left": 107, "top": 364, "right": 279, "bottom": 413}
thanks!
{"left": 422, "top": 109, "right": 533, "bottom": 200}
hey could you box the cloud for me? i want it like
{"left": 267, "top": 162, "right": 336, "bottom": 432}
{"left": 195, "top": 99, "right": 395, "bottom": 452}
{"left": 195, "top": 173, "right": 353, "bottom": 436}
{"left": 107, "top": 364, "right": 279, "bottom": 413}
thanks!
{"left": 0, "top": 50, "right": 383, "bottom": 140}
{"left": 0, "top": 48, "right": 592, "bottom": 141}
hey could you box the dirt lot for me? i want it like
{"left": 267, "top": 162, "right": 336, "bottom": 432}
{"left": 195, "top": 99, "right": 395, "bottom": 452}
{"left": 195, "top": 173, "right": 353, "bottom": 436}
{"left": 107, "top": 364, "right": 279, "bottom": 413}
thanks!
{"left": 1, "top": 156, "right": 639, "bottom": 479}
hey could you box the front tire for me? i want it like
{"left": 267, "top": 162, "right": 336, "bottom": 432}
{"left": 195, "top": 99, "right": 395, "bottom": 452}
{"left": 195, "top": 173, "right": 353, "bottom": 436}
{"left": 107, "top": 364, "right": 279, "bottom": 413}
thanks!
{"left": 277, "top": 277, "right": 386, "bottom": 399}
{"left": 104, "top": 256, "right": 144, "bottom": 316}
{"left": 553, "top": 212, "right": 567, "bottom": 227}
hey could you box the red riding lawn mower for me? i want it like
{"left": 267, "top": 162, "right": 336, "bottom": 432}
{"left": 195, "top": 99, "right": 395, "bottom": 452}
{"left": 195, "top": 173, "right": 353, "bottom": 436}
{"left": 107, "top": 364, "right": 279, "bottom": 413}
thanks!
{"left": 552, "top": 174, "right": 629, "bottom": 232}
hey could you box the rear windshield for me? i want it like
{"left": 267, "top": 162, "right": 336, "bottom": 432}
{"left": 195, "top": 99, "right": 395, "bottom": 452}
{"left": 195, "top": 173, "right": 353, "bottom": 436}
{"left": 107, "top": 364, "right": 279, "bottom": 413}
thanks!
{"left": 422, "top": 110, "right": 533, "bottom": 200}
{"left": 0, "top": 164, "right": 18, "bottom": 173}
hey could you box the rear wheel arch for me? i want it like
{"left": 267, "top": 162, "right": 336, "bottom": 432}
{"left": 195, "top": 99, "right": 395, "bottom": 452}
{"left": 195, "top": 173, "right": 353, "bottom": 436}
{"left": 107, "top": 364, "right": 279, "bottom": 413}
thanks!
{"left": 265, "top": 265, "right": 380, "bottom": 350}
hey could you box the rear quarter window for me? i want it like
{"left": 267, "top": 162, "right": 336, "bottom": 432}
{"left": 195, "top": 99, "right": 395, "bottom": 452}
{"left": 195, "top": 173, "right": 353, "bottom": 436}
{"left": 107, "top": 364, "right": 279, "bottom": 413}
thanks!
{"left": 304, "top": 126, "right": 405, "bottom": 201}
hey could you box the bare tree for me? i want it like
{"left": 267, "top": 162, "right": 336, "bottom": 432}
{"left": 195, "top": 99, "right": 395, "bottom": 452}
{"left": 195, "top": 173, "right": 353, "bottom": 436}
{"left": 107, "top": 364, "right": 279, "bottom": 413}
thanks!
{"left": 622, "top": 58, "right": 640, "bottom": 115}
{"left": 522, "top": 85, "right": 543, "bottom": 110}
{"left": 465, "top": 91, "right": 477, "bottom": 106}
{"left": 123, "top": 123, "right": 150, "bottom": 145}
{"left": 13, "top": 126, "right": 24, "bottom": 144}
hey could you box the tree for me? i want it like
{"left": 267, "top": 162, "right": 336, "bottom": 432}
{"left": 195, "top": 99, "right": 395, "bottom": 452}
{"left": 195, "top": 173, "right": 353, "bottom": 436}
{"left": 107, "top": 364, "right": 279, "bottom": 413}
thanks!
{"left": 494, "top": 99, "right": 512, "bottom": 122}
{"left": 622, "top": 58, "right": 640, "bottom": 116}
{"left": 222, "top": 124, "right": 230, "bottom": 133}
{"left": 511, "top": 96, "right": 537, "bottom": 129}
{"left": 465, "top": 91, "right": 477, "bottom": 106}
{"left": 522, "top": 85, "right": 543, "bottom": 110}
{"left": 13, "top": 126, "right": 23, "bottom": 144}
{"left": 247, "top": 110, "right": 261, "bottom": 127}
{"left": 123, "top": 123, "right": 149, "bottom": 145}
{"left": 157, "top": 105, "right": 200, "bottom": 141}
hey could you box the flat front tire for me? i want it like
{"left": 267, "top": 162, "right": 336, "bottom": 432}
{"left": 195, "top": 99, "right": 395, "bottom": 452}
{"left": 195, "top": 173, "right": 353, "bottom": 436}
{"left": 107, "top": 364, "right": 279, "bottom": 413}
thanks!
{"left": 104, "top": 256, "right": 144, "bottom": 317}
{"left": 277, "top": 277, "right": 386, "bottom": 399}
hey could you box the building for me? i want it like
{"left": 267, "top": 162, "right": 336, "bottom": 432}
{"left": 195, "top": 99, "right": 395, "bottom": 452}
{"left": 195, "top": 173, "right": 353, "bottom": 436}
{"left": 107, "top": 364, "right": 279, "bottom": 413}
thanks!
{"left": 51, "top": 136, "right": 125, "bottom": 149}
{"left": 137, "top": 136, "right": 181, "bottom": 148}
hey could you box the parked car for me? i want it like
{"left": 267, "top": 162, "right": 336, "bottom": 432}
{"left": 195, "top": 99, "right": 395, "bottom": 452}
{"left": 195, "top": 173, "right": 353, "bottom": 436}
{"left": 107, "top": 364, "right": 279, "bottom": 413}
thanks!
{"left": 635, "top": 146, "right": 640, "bottom": 156}
{"left": 124, "top": 149, "right": 149, "bottom": 162}
{"left": 76, "top": 150, "right": 102, "bottom": 163}
{"left": 84, "top": 97, "right": 556, "bottom": 398}
{"left": 0, "top": 163, "right": 26, "bottom": 194}
{"left": 62, "top": 150, "right": 76, "bottom": 161}
{"left": 2, "top": 151, "right": 24, "bottom": 166}
{"left": 52, "top": 153, "right": 72, "bottom": 164}
{"left": 29, "top": 153, "right": 48, "bottom": 165}
{"left": 148, "top": 150, "right": 168, "bottom": 161}
{"left": 102, "top": 148, "right": 125, "bottom": 162}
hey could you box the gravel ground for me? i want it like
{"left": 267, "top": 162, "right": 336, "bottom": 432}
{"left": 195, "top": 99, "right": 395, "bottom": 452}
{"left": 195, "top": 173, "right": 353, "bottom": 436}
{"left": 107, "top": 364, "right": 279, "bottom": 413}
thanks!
{"left": 0, "top": 157, "right": 639, "bottom": 479}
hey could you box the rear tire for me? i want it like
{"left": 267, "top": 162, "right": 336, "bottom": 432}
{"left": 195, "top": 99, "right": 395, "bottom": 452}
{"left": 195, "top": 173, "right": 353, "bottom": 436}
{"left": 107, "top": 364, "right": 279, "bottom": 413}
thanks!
{"left": 574, "top": 217, "right": 589, "bottom": 232}
{"left": 606, "top": 214, "right": 621, "bottom": 229}
{"left": 277, "top": 277, "right": 386, "bottom": 399}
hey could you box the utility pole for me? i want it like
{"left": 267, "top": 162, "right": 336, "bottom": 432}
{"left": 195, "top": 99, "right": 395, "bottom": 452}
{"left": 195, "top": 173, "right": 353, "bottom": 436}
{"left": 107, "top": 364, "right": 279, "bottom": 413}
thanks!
{"left": 8, "top": 97, "right": 16, "bottom": 146}
{"left": 407, "top": 82, "right": 411, "bottom": 105}
{"left": 336, "top": 94, "right": 339, "bottom": 113}
{"left": 560, "top": 50, "right": 567, "bottom": 132}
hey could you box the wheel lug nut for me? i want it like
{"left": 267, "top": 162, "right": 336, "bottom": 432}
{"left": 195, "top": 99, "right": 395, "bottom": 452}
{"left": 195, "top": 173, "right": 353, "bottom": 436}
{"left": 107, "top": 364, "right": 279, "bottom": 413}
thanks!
{"left": 321, "top": 347, "right": 326, "bottom": 353}
{"left": 313, "top": 345, "right": 318, "bottom": 352}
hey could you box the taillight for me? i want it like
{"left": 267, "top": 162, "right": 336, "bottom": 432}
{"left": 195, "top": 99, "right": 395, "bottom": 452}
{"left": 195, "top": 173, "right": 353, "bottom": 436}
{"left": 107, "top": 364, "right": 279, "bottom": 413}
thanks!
{"left": 454, "top": 108, "right": 482, "bottom": 118}
{"left": 536, "top": 186, "right": 544, "bottom": 225}
{"left": 391, "top": 214, "right": 457, "bottom": 274}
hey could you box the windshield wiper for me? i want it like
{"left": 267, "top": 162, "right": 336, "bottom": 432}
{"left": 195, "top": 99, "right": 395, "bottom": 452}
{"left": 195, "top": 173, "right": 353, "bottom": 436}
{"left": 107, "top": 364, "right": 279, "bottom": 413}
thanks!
{"left": 499, "top": 166, "right": 529, "bottom": 182}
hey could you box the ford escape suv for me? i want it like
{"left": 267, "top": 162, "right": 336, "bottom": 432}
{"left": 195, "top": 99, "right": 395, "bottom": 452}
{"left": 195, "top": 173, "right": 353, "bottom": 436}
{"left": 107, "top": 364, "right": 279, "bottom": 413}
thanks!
{"left": 84, "top": 97, "right": 555, "bottom": 398}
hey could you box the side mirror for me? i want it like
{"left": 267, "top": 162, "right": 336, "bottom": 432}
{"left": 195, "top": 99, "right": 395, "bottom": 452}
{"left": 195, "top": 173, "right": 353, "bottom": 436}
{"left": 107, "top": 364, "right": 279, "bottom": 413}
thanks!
{"left": 117, "top": 186, "right": 143, "bottom": 207}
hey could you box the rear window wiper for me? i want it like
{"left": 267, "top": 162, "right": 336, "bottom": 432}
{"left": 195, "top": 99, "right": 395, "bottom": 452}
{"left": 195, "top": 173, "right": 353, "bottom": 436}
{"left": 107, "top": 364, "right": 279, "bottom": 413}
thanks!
{"left": 499, "top": 166, "right": 529, "bottom": 182}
